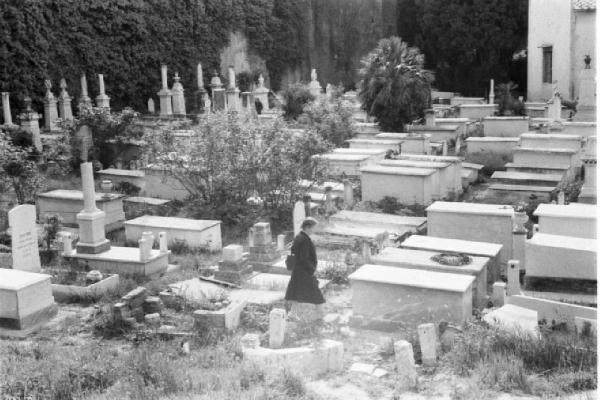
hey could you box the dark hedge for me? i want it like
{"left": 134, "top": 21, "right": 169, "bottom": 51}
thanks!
{"left": 0, "top": 0, "right": 306, "bottom": 114}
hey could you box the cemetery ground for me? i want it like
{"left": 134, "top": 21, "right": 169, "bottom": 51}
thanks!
{"left": 0, "top": 196, "right": 596, "bottom": 400}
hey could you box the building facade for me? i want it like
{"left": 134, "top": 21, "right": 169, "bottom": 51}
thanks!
{"left": 527, "top": 0, "right": 596, "bottom": 101}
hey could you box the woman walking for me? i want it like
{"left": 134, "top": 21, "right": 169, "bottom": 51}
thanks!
{"left": 285, "top": 218, "right": 325, "bottom": 319}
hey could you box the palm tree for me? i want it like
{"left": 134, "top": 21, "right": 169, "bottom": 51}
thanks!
{"left": 358, "top": 37, "right": 434, "bottom": 132}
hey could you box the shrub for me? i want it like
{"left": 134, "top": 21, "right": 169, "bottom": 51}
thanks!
{"left": 282, "top": 84, "right": 315, "bottom": 120}
{"left": 0, "top": 131, "right": 45, "bottom": 204}
{"left": 496, "top": 82, "right": 526, "bottom": 116}
{"left": 114, "top": 181, "right": 141, "bottom": 196}
{"left": 302, "top": 95, "right": 356, "bottom": 146}
{"left": 315, "top": 261, "right": 355, "bottom": 284}
{"left": 377, "top": 196, "right": 401, "bottom": 214}
{"left": 358, "top": 36, "right": 434, "bottom": 131}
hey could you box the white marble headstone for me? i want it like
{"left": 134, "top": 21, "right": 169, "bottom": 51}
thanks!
{"left": 8, "top": 205, "right": 41, "bottom": 272}
{"left": 293, "top": 201, "right": 306, "bottom": 236}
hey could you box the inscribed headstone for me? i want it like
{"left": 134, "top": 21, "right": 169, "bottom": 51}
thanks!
{"left": 8, "top": 205, "right": 41, "bottom": 272}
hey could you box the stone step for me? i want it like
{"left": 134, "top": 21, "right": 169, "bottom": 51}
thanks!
{"left": 489, "top": 183, "right": 556, "bottom": 194}
{"left": 504, "top": 162, "right": 569, "bottom": 175}
{"left": 491, "top": 171, "right": 563, "bottom": 186}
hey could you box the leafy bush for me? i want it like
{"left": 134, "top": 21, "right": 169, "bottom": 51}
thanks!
{"left": 41, "top": 214, "right": 61, "bottom": 251}
{"left": 359, "top": 36, "right": 434, "bottom": 131}
{"left": 315, "top": 261, "right": 355, "bottom": 284}
{"left": 377, "top": 196, "right": 401, "bottom": 214}
{"left": 114, "top": 181, "right": 141, "bottom": 196}
{"left": 148, "top": 112, "right": 330, "bottom": 231}
{"left": 302, "top": 95, "right": 356, "bottom": 146}
{"left": 282, "top": 84, "right": 315, "bottom": 120}
{"left": 0, "top": 130, "right": 45, "bottom": 204}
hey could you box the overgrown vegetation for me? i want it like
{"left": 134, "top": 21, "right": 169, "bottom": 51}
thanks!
{"left": 496, "top": 81, "right": 525, "bottom": 116}
{"left": 445, "top": 321, "right": 597, "bottom": 396}
{"left": 282, "top": 84, "right": 315, "bottom": 120}
{"left": 302, "top": 93, "right": 356, "bottom": 147}
{"left": 358, "top": 36, "right": 434, "bottom": 131}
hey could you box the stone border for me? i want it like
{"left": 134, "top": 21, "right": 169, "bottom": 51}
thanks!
{"left": 193, "top": 299, "right": 247, "bottom": 331}
{"left": 52, "top": 274, "right": 120, "bottom": 303}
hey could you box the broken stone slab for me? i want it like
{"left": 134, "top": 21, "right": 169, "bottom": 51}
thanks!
{"left": 394, "top": 340, "right": 417, "bottom": 389}
{"left": 349, "top": 362, "right": 376, "bottom": 375}
{"left": 242, "top": 339, "right": 344, "bottom": 377}
{"left": 483, "top": 304, "right": 539, "bottom": 337}
{"left": 507, "top": 294, "right": 596, "bottom": 329}
{"left": 51, "top": 273, "right": 120, "bottom": 303}
{"left": 193, "top": 299, "right": 247, "bottom": 331}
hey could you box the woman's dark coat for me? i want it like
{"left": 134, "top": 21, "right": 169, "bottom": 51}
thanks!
{"left": 284, "top": 231, "right": 325, "bottom": 304}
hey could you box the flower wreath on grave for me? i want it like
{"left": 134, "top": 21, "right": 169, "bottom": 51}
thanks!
{"left": 430, "top": 253, "right": 472, "bottom": 267}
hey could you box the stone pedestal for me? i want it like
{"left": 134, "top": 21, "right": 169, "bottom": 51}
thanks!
{"left": 252, "top": 74, "right": 269, "bottom": 111}
{"left": 78, "top": 74, "right": 93, "bottom": 110}
{"left": 95, "top": 74, "right": 110, "bottom": 109}
{"left": 76, "top": 162, "right": 111, "bottom": 254}
{"left": 58, "top": 79, "right": 73, "bottom": 120}
{"left": 212, "top": 89, "right": 226, "bottom": 111}
{"left": 43, "top": 94, "right": 59, "bottom": 131}
{"left": 171, "top": 73, "right": 186, "bottom": 115}
{"left": 157, "top": 88, "right": 173, "bottom": 116}
{"left": 226, "top": 88, "right": 240, "bottom": 112}
{"left": 308, "top": 69, "right": 322, "bottom": 97}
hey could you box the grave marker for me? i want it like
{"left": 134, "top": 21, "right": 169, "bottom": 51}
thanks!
{"left": 8, "top": 205, "right": 41, "bottom": 272}
{"left": 293, "top": 201, "right": 306, "bottom": 236}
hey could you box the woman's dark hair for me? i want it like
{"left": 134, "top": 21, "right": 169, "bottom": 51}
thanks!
{"left": 301, "top": 218, "right": 318, "bottom": 230}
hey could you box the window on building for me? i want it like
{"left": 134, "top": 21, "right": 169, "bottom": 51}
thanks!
{"left": 542, "top": 46, "right": 553, "bottom": 83}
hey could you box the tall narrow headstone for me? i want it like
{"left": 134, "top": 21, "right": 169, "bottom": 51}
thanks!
{"left": 417, "top": 323, "right": 437, "bottom": 366}
{"left": 76, "top": 162, "right": 111, "bottom": 254}
{"left": 454, "top": 136, "right": 462, "bottom": 156}
{"left": 78, "top": 73, "right": 92, "bottom": 110}
{"left": 507, "top": 260, "right": 520, "bottom": 296}
{"left": 308, "top": 68, "right": 322, "bottom": 97}
{"left": 442, "top": 140, "right": 448, "bottom": 156}
{"left": 394, "top": 340, "right": 417, "bottom": 388}
{"left": 8, "top": 205, "right": 41, "bottom": 272}
{"left": 43, "top": 79, "right": 59, "bottom": 131}
{"left": 225, "top": 66, "right": 240, "bottom": 112}
{"left": 18, "top": 97, "right": 42, "bottom": 152}
{"left": 194, "top": 62, "right": 208, "bottom": 114}
{"left": 157, "top": 64, "right": 173, "bottom": 116}
{"left": 213, "top": 89, "right": 226, "bottom": 111}
{"left": 549, "top": 83, "right": 562, "bottom": 122}
{"left": 159, "top": 231, "right": 168, "bottom": 253}
{"left": 171, "top": 72, "right": 186, "bottom": 115}
{"left": 489, "top": 79, "right": 495, "bottom": 105}
{"left": 1, "top": 92, "right": 14, "bottom": 126}
{"left": 58, "top": 78, "right": 73, "bottom": 120}
{"left": 343, "top": 179, "right": 354, "bottom": 207}
{"left": 269, "top": 308, "right": 286, "bottom": 349}
{"left": 293, "top": 201, "right": 306, "bottom": 237}
{"left": 491, "top": 282, "right": 506, "bottom": 307}
{"left": 95, "top": 74, "right": 110, "bottom": 109}
{"left": 557, "top": 190, "right": 565, "bottom": 205}
{"left": 252, "top": 74, "right": 269, "bottom": 111}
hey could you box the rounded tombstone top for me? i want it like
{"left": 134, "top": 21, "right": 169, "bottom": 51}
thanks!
{"left": 311, "top": 69, "right": 317, "bottom": 82}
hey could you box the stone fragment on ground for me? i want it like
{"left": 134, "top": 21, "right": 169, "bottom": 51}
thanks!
{"left": 349, "top": 362, "right": 376, "bottom": 375}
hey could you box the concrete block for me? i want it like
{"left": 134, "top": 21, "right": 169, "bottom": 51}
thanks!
{"left": 417, "top": 323, "right": 437, "bottom": 366}
{"left": 483, "top": 304, "right": 538, "bottom": 337}
{"left": 394, "top": 340, "right": 417, "bottom": 389}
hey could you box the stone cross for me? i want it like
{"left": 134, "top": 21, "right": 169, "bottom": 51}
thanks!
{"left": 95, "top": 74, "right": 111, "bottom": 109}
{"left": 58, "top": 78, "right": 73, "bottom": 120}
{"left": 8, "top": 204, "right": 41, "bottom": 272}
{"left": 1, "top": 92, "right": 13, "bottom": 126}
{"left": 171, "top": 72, "right": 186, "bottom": 115}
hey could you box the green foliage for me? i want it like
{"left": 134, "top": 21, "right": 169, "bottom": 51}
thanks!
{"left": 377, "top": 196, "right": 401, "bottom": 214}
{"left": 315, "top": 261, "right": 355, "bottom": 285}
{"left": 401, "top": 0, "right": 528, "bottom": 96}
{"left": 281, "top": 84, "right": 315, "bottom": 120}
{"left": 148, "top": 112, "right": 330, "bottom": 229}
{"left": 0, "top": 0, "right": 306, "bottom": 112}
{"left": 358, "top": 36, "right": 434, "bottom": 131}
{"left": 41, "top": 214, "right": 61, "bottom": 251}
{"left": 0, "top": 130, "right": 45, "bottom": 204}
{"left": 496, "top": 81, "right": 525, "bottom": 116}
{"left": 236, "top": 70, "right": 262, "bottom": 93}
{"left": 62, "top": 107, "right": 144, "bottom": 166}
{"left": 114, "top": 181, "right": 141, "bottom": 196}
{"left": 302, "top": 94, "right": 356, "bottom": 147}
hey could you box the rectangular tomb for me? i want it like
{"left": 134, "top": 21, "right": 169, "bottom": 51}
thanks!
{"left": 374, "top": 132, "right": 431, "bottom": 154}
{"left": 97, "top": 168, "right": 146, "bottom": 195}
{"left": 466, "top": 137, "right": 520, "bottom": 156}
{"left": 360, "top": 165, "right": 436, "bottom": 205}
{"left": 459, "top": 104, "right": 498, "bottom": 120}
{"left": 513, "top": 148, "right": 580, "bottom": 169}
{"left": 525, "top": 233, "right": 597, "bottom": 281}
{"left": 533, "top": 203, "right": 596, "bottom": 239}
{"left": 349, "top": 264, "right": 474, "bottom": 326}
{"left": 67, "top": 246, "right": 169, "bottom": 277}
{"left": 400, "top": 234, "right": 503, "bottom": 283}
{"left": 125, "top": 215, "right": 222, "bottom": 251}
{"left": 426, "top": 201, "right": 515, "bottom": 266}
{"left": 313, "top": 153, "right": 376, "bottom": 177}
{"left": 379, "top": 159, "right": 453, "bottom": 199}
{"left": 394, "top": 154, "right": 463, "bottom": 194}
{"left": 406, "top": 125, "right": 459, "bottom": 143}
{"left": 0, "top": 269, "right": 57, "bottom": 331}
{"left": 519, "top": 133, "right": 583, "bottom": 152}
{"left": 37, "top": 189, "right": 125, "bottom": 232}
{"left": 347, "top": 138, "right": 403, "bottom": 152}
{"left": 482, "top": 117, "right": 530, "bottom": 137}
{"left": 329, "top": 210, "right": 426, "bottom": 233}
{"left": 370, "top": 247, "right": 488, "bottom": 308}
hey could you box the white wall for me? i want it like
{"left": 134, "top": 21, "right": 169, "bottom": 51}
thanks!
{"left": 527, "top": 0, "right": 573, "bottom": 101}
{"left": 572, "top": 10, "right": 596, "bottom": 100}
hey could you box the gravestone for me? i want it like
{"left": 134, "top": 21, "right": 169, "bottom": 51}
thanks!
{"left": 147, "top": 98, "right": 155, "bottom": 114}
{"left": 43, "top": 79, "right": 59, "bottom": 131}
{"left": 1, "top": 92, "right": 13, "bottom": 126}
{"left": 95, "top": 74, "right": 110, "bottom": 109}
{"left": 157, "top": 64, "right": 173, "bottom": 116}
{"left": 79, "top": 73, "right": 92, "bottom": 108}
{"left": 8, "top": 205, "right": 41, "bottom": 272}
{"left": 171, "top": 72, "right": 186, "bottom": 115}
{"left": 293, "top": 201, "right": 306, "bottom": 237}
